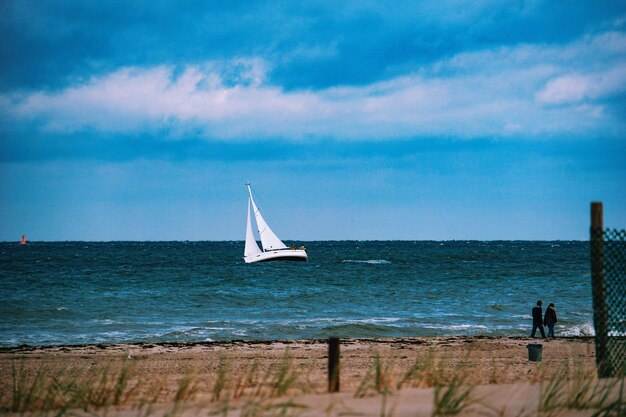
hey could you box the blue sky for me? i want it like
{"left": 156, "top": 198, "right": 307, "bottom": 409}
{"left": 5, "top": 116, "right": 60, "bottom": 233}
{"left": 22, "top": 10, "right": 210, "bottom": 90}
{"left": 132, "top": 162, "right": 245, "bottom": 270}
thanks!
{"left": 1, "top": 0, "right": 625, "bottom": 241}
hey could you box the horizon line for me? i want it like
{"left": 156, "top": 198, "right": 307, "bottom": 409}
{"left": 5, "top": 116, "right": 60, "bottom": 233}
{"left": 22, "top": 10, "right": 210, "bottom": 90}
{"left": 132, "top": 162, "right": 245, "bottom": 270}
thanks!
{"left": 3, "top": 239, "right": 589, "bottom": 243}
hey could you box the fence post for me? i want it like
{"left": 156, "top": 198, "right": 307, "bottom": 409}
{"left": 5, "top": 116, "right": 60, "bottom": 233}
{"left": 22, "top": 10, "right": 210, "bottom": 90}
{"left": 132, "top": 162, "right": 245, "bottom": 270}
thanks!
{"left": 328, "top": 337, "right": 340, "bottom": 392}
{"left": 591, "top": 202, "right": 611, "bottom": 377}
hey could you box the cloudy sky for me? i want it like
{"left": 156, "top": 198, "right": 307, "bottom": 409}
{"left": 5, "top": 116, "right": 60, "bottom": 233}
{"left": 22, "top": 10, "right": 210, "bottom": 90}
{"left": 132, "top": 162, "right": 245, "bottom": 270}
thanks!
{"left": 1, "top": 0, "right": 625, "bottom": 241}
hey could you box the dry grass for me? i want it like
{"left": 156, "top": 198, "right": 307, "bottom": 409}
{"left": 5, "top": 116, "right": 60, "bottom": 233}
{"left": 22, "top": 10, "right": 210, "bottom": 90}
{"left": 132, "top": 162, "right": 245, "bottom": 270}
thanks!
{"left": 1, "top": 340, "right": 623, "bottom": 417}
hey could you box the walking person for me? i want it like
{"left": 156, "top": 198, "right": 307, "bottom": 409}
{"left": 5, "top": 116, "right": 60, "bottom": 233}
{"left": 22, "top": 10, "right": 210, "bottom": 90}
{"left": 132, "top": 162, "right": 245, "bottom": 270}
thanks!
{"left": 531, "top": 300, "right": 546, "bottom": 338}
{"left": 544, "top": 303, "right": 558, "bottom": 338}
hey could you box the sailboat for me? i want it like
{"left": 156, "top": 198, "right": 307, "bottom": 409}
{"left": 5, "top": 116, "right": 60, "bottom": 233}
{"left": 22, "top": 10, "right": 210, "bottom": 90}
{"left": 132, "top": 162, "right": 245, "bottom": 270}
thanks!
{"left": 243, "top": 183, "right": 307, "bottom": 263}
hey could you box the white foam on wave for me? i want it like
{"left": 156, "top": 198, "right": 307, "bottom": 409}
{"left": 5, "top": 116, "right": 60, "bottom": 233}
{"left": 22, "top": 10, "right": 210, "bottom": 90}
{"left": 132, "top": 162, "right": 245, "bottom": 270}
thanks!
{"left": 89, "top": 319, "right": 121, "bottom": 325}
{"left": 560, "top": 323, "right": 595, "bottom": 337}
{"left": 283, "top": 317, "right": 403, "bottom": 326}
{"left": 422, "top": 324, "right": 489, "bottom": 331}
{"left": 342, "top": 259, "right": 391, "bottom": 264}
{"left": 360, "top": 317, "right": 402, "bottom": 324}
{"left": 156, "top": 325, "right": 250, "bottom": 339}
{"left": 99, "top": 331, "right": 125, "bottom": 338}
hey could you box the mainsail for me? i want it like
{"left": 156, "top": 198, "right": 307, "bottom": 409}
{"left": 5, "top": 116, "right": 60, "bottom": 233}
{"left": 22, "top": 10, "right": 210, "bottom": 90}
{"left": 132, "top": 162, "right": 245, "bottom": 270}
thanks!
{"left": 247, "top": 184, "right": 287, "bottom": 251}
{"left": 244, "top": 197, "right": 262, "bottom": 258}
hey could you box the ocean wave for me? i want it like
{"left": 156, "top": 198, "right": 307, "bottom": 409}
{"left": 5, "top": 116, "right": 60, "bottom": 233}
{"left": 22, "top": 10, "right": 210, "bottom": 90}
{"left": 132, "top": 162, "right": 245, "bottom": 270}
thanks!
{"left": 88, "top": 319, "right": 123, "bottom": 325}
{"left": 157, "top": 325, "right": 250, "bottom": 340}
{"left": 97, "top": 331, "right": 125, "bottom": 339}
{"left": 567, "top": 311, "right": 591, "bottom": 317}
{"left": 422, "top": 324, "right": 489, "bottom": 331}
{"left": 342, "top": 259, "right": 391, "bottom": 264}
{"left": 275, "top": 317, "right": 403, "bottom": 327}
{"left": 560, "top": 323, "right": 595, "bottom": 337}
{"left": 357, "top": 317, "right": 402, "bottom": 324}
{"left": 320, "top": 323, "right": 401, "bottom": 338}
{"left": 160, "top": 327, "right": 208, "bottom": 338}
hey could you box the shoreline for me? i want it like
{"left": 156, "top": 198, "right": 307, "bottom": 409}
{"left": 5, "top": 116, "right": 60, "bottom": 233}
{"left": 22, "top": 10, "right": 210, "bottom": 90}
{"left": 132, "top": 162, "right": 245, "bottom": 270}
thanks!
{"left": 1, "top": 336, "right": 598, "bottom": 389}
{"left": 0, "top": 334, "right": 595, "bottom": 352}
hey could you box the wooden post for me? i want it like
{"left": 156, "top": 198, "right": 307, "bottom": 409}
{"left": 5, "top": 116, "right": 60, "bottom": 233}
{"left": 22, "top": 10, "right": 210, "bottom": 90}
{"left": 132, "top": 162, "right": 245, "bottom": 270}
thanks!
{"left": 328, "top": 337, "right": 340, "bottom": 392}
{"left": 591, "top": 202, "right": 603, "bottom": 231}
{"left": 591, "top": 202, "right": 611, "bottom": 377}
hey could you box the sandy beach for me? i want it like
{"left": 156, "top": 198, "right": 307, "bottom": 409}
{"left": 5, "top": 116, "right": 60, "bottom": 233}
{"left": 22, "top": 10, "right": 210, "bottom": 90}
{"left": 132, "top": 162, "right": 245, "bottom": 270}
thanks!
{"left": 2, "top": 336, "right": 623, "bottom": 416}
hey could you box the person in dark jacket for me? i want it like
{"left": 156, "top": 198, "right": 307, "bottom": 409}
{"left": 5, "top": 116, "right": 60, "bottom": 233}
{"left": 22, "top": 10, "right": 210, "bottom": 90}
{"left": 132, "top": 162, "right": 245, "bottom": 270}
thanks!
{"left": 544, "top": 303, "right": 558, "bottom": 337}
{"left": 531, "top": 300, "right": 546, "bottom": 338}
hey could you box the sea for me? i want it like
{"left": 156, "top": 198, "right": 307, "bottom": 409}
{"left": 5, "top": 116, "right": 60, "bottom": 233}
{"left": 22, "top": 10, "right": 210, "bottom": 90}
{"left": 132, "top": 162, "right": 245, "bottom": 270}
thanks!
{"left": 0, "top": 241, "right": 594, "bottom": 348}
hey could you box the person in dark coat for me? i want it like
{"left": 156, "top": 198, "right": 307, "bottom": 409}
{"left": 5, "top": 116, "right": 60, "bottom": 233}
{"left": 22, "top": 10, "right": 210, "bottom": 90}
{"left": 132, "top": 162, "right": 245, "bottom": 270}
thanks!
{"left": 544, "top": 303, "right": 558, "bottom": 337}
{"left": 531, "top": 300, "right": 546, "bottom": 338}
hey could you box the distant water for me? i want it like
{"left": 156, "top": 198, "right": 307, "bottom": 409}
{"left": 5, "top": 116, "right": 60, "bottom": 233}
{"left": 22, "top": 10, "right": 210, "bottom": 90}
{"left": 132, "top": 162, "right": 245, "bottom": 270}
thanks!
{"left": 0, "top": 241, "right": 594, "bottom": 347}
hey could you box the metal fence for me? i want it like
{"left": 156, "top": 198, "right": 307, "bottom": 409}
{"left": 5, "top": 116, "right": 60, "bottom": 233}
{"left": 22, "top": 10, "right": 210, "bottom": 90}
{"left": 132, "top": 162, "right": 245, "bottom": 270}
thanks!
{"left": 591, "top": 203, "right": 626, "bottom": 378}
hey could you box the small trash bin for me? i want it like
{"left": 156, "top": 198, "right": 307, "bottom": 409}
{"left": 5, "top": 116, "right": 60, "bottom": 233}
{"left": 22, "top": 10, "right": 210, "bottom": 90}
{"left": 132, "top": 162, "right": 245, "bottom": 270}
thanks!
{"left": 527, "top": 343, "right": 542, "bottom": 362}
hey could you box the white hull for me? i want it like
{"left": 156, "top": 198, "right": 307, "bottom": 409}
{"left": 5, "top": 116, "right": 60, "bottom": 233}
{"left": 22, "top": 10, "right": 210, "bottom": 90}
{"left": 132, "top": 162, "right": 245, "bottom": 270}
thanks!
{"left": 244, "top": 248, "right": 307, "bottom": 263}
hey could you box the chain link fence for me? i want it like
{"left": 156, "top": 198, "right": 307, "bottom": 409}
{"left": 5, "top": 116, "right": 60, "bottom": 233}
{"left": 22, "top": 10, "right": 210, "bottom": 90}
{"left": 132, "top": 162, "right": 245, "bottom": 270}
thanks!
{"left": 591, "top": 223, "right": 626, "bottom": 378}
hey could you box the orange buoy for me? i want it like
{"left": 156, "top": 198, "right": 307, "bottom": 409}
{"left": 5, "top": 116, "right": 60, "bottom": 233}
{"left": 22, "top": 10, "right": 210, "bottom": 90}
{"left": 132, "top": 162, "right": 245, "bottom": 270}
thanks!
{"left": 21, "top": 235, "right": 26, "bottom": 245}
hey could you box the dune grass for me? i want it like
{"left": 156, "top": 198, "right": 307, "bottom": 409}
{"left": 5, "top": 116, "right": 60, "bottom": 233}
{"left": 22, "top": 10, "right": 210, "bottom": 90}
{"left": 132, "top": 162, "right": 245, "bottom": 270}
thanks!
{"left": 431, "top": 370, "right": 475, "bottom": 417}
{"left": 2, "top": 358, "right": 136, "bottom": 415}
{"left": 1, "top": 343, "right": 624, "bottom": 417}
{"left": 536, "top": 356, "right": 626, "bottom": 417}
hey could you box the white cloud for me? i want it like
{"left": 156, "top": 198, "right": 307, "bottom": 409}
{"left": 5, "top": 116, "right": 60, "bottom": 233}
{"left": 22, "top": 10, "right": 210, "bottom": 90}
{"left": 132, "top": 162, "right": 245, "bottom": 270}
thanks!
{"left": 536, "top": 75, "right": 590, "bottom": 104}
{"left": 536, "top": 66, "right": 626, "bottom": 105}
{"left": 3, "top": 31, "right": 625, "bottom": 140}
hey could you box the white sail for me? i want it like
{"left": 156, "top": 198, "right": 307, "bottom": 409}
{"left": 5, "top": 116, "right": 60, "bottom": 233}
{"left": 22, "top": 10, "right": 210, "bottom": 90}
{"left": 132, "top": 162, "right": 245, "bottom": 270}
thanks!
{"left": 244, "top": 197, "right": 262, "bottom": 258}
{"left": 247, "top": 185, "right": 288, "bottom": 251}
